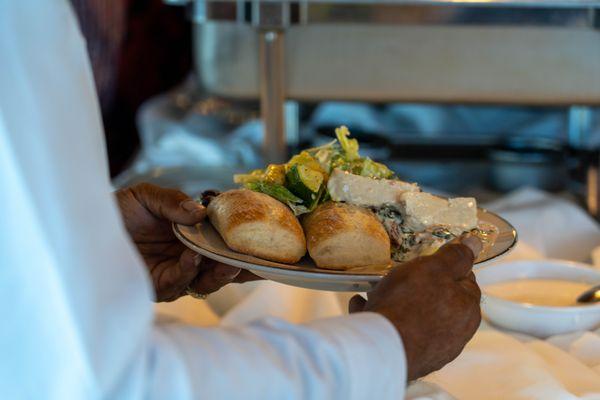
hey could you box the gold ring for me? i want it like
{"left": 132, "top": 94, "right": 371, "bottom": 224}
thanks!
{"left": 186, "top": 287, "right": 208, "bottom": 300}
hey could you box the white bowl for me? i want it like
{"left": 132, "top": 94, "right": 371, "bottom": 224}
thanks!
{"left": 476, "top": 260, "right": 600, "bottom": 338}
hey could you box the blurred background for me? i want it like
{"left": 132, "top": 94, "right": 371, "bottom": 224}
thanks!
{"left": 72, "top": 0, "right": 600, "bottom": 213}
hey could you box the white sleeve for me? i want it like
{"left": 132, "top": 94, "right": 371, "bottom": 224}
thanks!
{"left": 0, "top": 1, "right": 406, "bottom": 400}
{"left": 149, "top": 314, "right": 405, "bottom": 400}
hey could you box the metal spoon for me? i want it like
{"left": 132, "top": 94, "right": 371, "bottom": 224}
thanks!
{"left": 576, "top": 284, "right": 600, "bottom": 304}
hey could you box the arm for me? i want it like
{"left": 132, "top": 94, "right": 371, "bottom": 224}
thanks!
{"left": 149, "top": 314, "right": 404, "bottom": 400}
{"left": 0, "top": 2, "right": 406, "bottom": 399}
{"left": 0, "top": 2, "right": 479, "bottom": 399}
{"left": 114, "top": 183, "right": 480, "bottom": 392}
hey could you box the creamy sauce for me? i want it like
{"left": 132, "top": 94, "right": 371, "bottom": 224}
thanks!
{"left": 484, "top": 279, "right": 593, "bottom": 307}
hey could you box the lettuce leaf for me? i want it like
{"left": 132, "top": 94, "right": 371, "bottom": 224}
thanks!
{"left": 335, "top": 125, "right": 359, "bottom": 161}
{"left": 245, "top": 181, "right": 312, "bottom": 216}
{"left": 306, "top": 140, "right": 341, "bottom": 173}
{"left": 245, "top": 181, "right": 302, "bottom": 204}
{"left": 357, "top": 157, "right": 394, "bottom": 179}
{"left": 287, "top": 203, "right": 310, "bottom": 216}
{"left": 238, "top": 126, "right": 395, "bottom": 213}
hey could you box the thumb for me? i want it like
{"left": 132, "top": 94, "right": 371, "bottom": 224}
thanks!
{"left": 349, "top": 294, "right": 367, "bottom": 313}
{"left": 131, "top": 183, "right": 206, "bottom": 225}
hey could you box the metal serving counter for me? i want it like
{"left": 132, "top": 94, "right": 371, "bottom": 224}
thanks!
{"left": 157, "top": 0, "right": 600, "bottom": 216}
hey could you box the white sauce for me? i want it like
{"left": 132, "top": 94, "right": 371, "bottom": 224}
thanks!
{"left": 484, "top": 279, "right": 593, "bottom": 307}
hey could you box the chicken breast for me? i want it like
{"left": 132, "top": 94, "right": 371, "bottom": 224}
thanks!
{"left": 327, "top": 169, "right": 419, "bottom": 208}
{"left": 399, "top": 192, "right": 478, "bottom": 236}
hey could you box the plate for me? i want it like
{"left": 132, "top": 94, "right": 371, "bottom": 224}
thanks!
{"left": 174, "top": 209, "right": 517, "bottom": 292}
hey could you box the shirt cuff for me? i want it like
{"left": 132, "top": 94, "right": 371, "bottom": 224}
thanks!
{"left": 305, "top": 311, "right": 407, "bottom": 400}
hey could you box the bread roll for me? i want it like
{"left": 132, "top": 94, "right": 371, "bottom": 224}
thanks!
{"left": 207, "top": 189, "right": 306, "bottom": 263}
{"left": 302, "top": 202, "right": 390, "bottom": 270}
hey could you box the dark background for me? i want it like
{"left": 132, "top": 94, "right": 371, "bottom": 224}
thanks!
{"left": 71, "top": 0, "right": 193, "bottom": 177}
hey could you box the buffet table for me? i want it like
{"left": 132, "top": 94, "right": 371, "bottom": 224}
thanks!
{"left": 156, "top": 188, "right": 600, "bottom": 399}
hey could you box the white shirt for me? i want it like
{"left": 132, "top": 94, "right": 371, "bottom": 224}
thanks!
{"left": 0, "top": 1, "right": 406, "bottom": 399}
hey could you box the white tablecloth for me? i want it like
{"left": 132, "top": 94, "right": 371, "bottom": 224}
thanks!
{"left": 156, "top": 188, "right": 600, "bottom": 399}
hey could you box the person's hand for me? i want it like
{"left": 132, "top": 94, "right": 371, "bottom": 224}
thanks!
{"left": 116, "top": 183, "right": 258, "bottom": 302}
{"left": 349, "top": 236, "right": 482, "bottom": 381}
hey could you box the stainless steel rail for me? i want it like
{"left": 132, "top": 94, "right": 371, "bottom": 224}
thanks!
{"left": 167, "top": 0, "right": 600, "bottom": 8}
{"left": 180, "top": 0, "right": 600, "bottom": 26}
{"left": 259, "top": 30, "right": 287, "bottom": 163}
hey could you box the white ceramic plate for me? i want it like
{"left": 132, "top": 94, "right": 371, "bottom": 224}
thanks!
{"left": 174, "top": 209, "right": 517, "bottom": 292}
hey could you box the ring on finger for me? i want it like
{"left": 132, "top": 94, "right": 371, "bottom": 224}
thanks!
{"left": 186, "top": 286, "right": 208, "bottom": 300}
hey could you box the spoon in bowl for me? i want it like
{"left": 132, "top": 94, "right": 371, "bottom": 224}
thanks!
{"left": 577, "top": 284, "right": 600, "bottom": 304}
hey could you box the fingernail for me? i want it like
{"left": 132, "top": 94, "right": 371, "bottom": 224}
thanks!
{"left": 181, "top": 200, "right": 206, "bottom": 217}
{"left": 215, "top": 264, "right": 241, "bottom": 281}
{"left": 461, "top": 235, "right": 483, "bottom": 258}
{"left": 193, "top": 253, "right": 202, "bottom": 267}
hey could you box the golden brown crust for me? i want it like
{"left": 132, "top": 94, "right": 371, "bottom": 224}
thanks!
{"left": 302, "top": 202, "right": 391, "bottom": 270}
{"left": 207, "top": 189, "right": 306, "bottom": 263}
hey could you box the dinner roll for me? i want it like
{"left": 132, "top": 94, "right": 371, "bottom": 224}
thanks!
{"left": 302, "top": 202, "right": 390, "bottom": 270}
{"left": 207, "top": 189, "right": 306, "bottom": 263}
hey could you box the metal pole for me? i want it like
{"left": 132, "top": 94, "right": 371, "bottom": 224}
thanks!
{"left": 587, "top": 164, "right": 598, "bottom": 217}
{"left": 568, "top": 105, "right": 592, "bottom": 149}
{"left": 259, "top": 30, "right": 287, "bottom": 164}
{"left": 568, "top": 105, "right": 598, "bottom": 218}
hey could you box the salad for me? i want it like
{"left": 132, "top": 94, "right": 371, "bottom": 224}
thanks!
{"left": 233, "top": 126, "right": 393, "bottom": 215}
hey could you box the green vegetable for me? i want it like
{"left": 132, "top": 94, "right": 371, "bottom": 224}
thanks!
{"left": 305, "top": 183, "right": 326, "bottom": 212}
{"left": 330, "top": 153, "right": 350, "bottom": 172}
{"left": 306, "top": 140, "right": 341, "bottom": 173}
{"left": 335, "top": 125, "right": 359, "bottom": 161}
{"left": 287, "top": 203, "right": 310, "bottom": 216}
{"left": 245, "top": 182, "right": 302, "bottom": 205}
{"left": 287, "top": 151, "right": 326, "bottom": 176}
{"left": 286, "top": 164, "right": 323, "bottom": 197}
{"left": 236, "top": 125, "right": 397, "bottom": 214}
{"left": 286, "top": 166, "right": 311, "bottom": 202}
{"left": 244, "top": 181, "right": 315, "bottom": 216}
{"left": 357, "top": 157, "right": 394, "bottom": 179}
